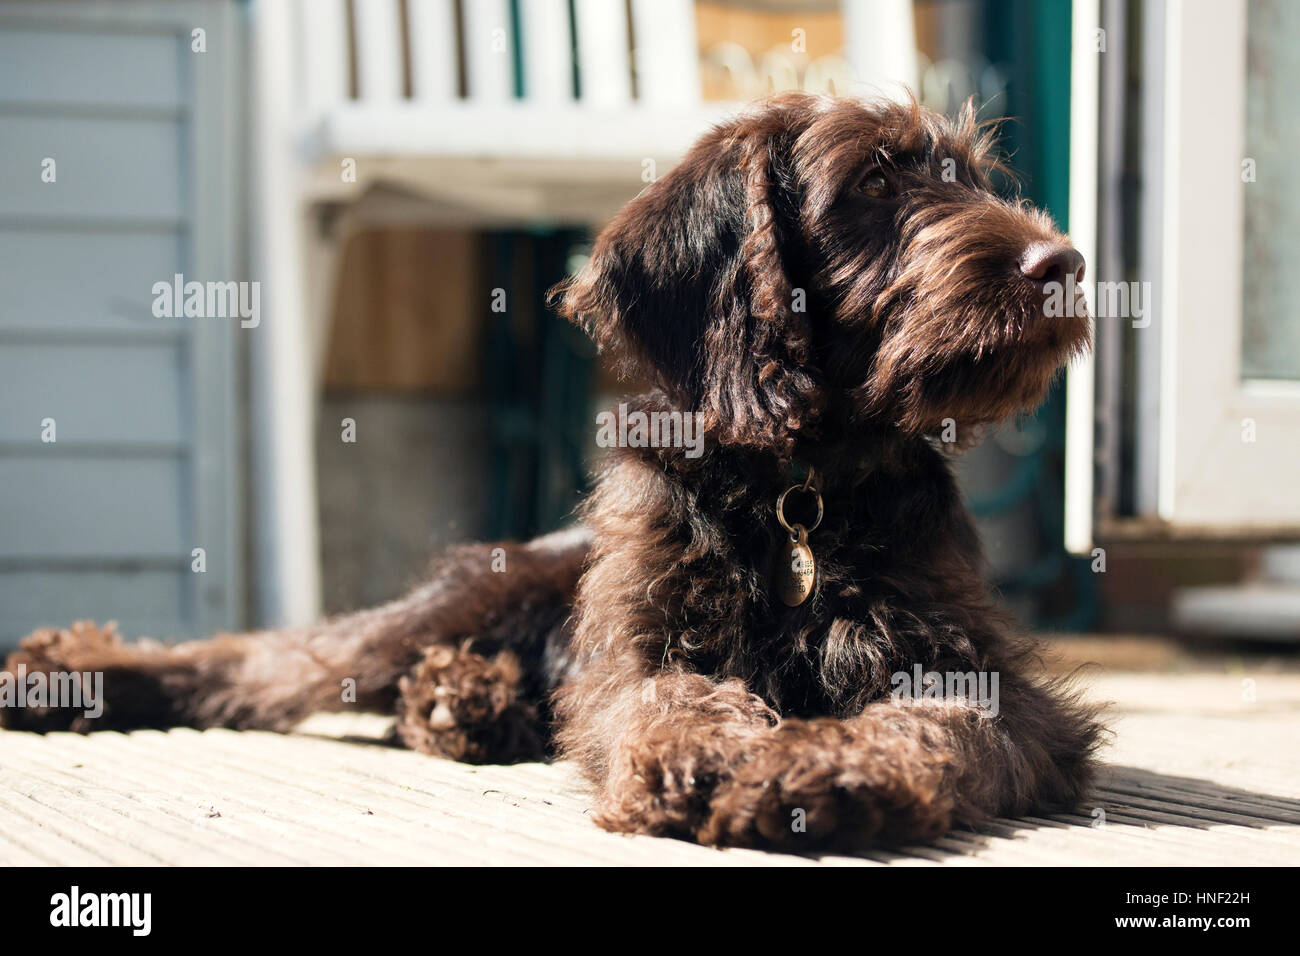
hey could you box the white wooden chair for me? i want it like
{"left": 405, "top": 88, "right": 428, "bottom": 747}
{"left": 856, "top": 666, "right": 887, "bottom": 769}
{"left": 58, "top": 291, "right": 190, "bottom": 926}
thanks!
{"left": 248, "top": 0, "right": 915, "bottom": 625}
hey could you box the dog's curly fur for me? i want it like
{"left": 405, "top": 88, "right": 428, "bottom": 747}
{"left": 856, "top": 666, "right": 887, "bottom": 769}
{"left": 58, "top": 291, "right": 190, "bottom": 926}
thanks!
{"left": 2, "top": 94, "right": 1102, "bottom": 851}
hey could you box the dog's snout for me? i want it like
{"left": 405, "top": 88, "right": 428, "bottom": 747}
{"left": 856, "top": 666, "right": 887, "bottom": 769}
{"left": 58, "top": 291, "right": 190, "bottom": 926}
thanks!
{"left": 1019, "top": 242, "right": 1085, "bottom": 285}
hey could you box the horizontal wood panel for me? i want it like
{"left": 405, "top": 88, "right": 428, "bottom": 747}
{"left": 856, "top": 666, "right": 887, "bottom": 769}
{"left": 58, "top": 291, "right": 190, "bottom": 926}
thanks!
{"left": 0, "top": 341, "right": 185, "bottom": 442}
{"left": 0, "top": 2, "right": 239, "bottom": 642}
{"left": 0, "top": 569, "right": 189, "bottom": 646}
{"left": 0, "top": 115, "right": 183, "bottom": 221}
{"left": 0, "top": 457, "right": 187, "bottom": 560}
{"left": 0, "top": 28, "right": 183, "bottom": 110}
{"left": 0, "top": 228, "right": 184, "bottom": 330}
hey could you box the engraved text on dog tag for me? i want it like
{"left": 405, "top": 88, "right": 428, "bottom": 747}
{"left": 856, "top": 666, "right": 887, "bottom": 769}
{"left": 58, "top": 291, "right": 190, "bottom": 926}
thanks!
{"left": 776, "top": 524, "right": 816, "bottom": 607}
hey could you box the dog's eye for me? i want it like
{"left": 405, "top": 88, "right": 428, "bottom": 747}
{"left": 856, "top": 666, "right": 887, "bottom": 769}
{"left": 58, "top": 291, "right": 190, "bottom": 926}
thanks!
{"left": 857, "top": 168, "right": 893, "bottom": 199}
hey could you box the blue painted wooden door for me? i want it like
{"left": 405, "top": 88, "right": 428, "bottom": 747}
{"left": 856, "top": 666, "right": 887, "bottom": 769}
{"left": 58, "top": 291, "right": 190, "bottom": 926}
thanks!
{"left": 0, "top": 1, "right": 242, "bottom": 646}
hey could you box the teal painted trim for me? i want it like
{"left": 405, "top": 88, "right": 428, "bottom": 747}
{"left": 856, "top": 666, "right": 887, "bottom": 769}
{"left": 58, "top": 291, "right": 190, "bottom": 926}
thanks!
{"left": 486, "top": 232, "right": 518, "bottom": 539}
{"left": 1031, "top": 0, "right": 1101, "bottom": 632}
{"left": 567, "top": 0, "right": 581, "bottom": 98}
{"left": 1033, "top": 0, "right": 1073, "bottom": 228}
{"left": 970, "top": 0, "right": 1100, "bottom": 632}
{"left": 510, "top": 0, "right": 524, "bottom": 99}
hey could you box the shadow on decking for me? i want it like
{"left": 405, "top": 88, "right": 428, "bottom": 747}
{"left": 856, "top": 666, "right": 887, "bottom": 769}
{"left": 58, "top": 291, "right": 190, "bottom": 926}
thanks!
{"left": 299, "top": 723, "right": 1300, "bottom": 863}
{"left": 861, "top": 765, "right": 1300, "bottom": 864}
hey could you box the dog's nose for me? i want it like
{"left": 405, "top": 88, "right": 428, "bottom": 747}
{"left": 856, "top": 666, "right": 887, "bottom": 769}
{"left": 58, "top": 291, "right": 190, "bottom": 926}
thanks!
{"left": 1020, "top": 242, "right": 1085, "bottom": 285}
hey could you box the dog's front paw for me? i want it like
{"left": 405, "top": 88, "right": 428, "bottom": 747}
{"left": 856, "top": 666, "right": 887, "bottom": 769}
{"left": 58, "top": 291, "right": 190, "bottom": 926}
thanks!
{"left": 594, "top": 722, "right": 761, "bottom": 839}
{"left": 699, "top": 718, "right": 954, "bottom": 851}
{"left": 394, "top": 643, "right": 544, "bottom": 763}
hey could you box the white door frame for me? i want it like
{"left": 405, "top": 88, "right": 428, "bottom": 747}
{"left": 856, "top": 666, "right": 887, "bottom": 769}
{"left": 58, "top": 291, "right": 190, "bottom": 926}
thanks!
{"left": 1066, "top": 0, "right": 1300, "bottom": 551}
{"left": 1156, "top": 0, "right": 1300, "bottom": 532}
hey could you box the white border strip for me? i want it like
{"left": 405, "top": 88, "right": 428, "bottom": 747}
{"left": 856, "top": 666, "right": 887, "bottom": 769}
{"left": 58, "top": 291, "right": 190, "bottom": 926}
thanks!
{"left": 1156, "top": 0, "right": 1182, "bottom": 520}
{"left": 1064, "top": 0, "right": 1101, "bottom": 555}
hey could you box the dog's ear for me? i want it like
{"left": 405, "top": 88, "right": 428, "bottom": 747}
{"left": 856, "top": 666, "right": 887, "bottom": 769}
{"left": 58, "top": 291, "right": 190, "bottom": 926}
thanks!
{"left": 553, "top": 118, "right": 823, "bottom": 455}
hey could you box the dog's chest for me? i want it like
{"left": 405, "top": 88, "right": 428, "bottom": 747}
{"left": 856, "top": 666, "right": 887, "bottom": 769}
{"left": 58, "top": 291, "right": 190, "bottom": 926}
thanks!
{"left": 688, "top": 504, "right": 903, "bottom": 714}
{"left": 667, "top": 449, "right": 977, "bottom": 715}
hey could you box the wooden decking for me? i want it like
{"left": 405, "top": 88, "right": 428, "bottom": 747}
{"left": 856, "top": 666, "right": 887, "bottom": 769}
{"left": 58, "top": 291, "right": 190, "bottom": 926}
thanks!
{"left": 1, "top": 669, "right": 1298, "bottom": 865}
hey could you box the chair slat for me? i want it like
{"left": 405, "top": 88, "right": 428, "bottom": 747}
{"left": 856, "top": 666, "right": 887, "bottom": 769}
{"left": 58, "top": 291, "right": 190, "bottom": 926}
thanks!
{"left": 843, "top": 0, "right": 918, "bottom": 97}
{"left": 520, "top": 0, "right": 572, "bottom": 103}
{"left": 353, "top": 0, "right": 404, "bottom": 101}
{"left": 295, "top": 0, "right": 349, "bottom": 112}
{"left": 463, "top": 0, "right": 514, "bottom": 102}
{"left": 408, "top": 0, "right": 458, "bottom": 102}
{"left": 630, "top": 0, "right": 699, "bottom": 106}
{"left": 574, "top": 0, "right": 630, "bottom": 107}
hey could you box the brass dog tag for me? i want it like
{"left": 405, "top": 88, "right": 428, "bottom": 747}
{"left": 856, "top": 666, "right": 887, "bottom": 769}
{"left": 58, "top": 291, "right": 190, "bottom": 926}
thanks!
{"left": 774, "top": 468, "right": 823, "bottom": 607}
{"left": 776, "top": 524, "right": 816, "bottom": 607}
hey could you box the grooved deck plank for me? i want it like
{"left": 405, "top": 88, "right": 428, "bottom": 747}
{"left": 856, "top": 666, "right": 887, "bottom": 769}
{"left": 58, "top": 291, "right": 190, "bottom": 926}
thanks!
{"left": 1, "top": 672, "right": 1297, "bottom": 865}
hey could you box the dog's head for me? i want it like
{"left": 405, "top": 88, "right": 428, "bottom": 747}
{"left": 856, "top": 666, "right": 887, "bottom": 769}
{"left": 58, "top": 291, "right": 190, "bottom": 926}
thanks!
{"left": 555, "top": 93, "right": 1090, "bottom": 455}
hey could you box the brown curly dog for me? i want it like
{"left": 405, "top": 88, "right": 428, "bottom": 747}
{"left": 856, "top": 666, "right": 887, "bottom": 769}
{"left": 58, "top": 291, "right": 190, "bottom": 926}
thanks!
{"left": 2, "top": 93, "right": 1102, "bottom": 852}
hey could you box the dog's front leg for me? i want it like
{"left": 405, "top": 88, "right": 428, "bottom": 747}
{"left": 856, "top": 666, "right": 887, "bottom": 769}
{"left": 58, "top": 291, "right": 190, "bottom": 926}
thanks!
{"left": 557, "top": 660, "right": 781, "bottom": 840}
{"left": 700, "top": 674, "right": 1103, "bottom": 850}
